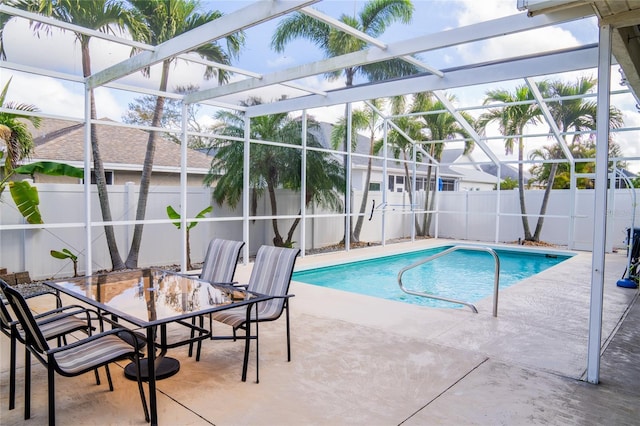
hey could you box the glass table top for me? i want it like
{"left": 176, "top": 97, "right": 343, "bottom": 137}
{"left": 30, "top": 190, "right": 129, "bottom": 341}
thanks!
{"left": 47, "top": 268, "right": 261, "bottom": 326}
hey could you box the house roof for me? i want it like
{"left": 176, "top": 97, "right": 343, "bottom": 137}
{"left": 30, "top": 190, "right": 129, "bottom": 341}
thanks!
{"left": 28, "top": 118, "right": 212, "bottom": 173}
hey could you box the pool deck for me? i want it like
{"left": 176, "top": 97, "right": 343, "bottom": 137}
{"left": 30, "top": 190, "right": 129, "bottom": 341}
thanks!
{"left": 1, "top": 239, "right": 639, "bottom": 425}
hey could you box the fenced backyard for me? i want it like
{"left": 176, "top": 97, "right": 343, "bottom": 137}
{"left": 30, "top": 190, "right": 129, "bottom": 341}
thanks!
{"left": 1, "top": 182, "right": 637, "bottom": 280}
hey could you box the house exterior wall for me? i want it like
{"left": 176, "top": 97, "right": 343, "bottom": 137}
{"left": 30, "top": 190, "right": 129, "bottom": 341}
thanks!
{"left": 354, "top": 167, "right": 495, "bottom": 192}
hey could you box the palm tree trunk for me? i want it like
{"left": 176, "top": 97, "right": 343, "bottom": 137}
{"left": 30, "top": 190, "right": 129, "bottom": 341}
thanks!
{"left": 353, "top": 155, "right": 373, "bottom": 242}
{"left": 125, "top": 60, "right": 169, "bottom": 268}
{"left": 401, "top": 155, "right": 421, "bottom": 235}
{"left": 421, "top": 161, "right": 436, "bottom": 236}
{"left": 518, "top": 137, "right": 533, "bottom": 240}
{"left": 268, "top": 178, "right": 284, "bottom": 246}
{"left": 82, "top": 40, "right": 125, "bottom": 271}
{"left": 425, "top": 182, "right": 437, "bottom": 236}
{"left": 532, "top": 162, "right": 558, "bottom": 241}
{"left": 285, "top": 209, "right": 303, "bottom": 248}
{"left": 186, "top": 229, "right": 192, "bottom": 270}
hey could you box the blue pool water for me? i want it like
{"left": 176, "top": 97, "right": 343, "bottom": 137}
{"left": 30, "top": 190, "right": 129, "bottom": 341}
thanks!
{"left": 292, "top": 246, "right": 572, "bottom": 308}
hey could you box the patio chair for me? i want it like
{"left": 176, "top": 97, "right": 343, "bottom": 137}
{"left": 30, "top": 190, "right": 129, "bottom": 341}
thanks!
{"left": 188, "top": 238, "right": 245, "bottom": 360}
{"left": 211, "top": 245, "right": 300, "bottom": 373}
{"left": 0, "top": 280, "right": 150, "bottom": 425}
{"left": 0, "top": 279, "right": 96, "bottom": 411}
{"left": 199, "top": 238, "right": 245, "bottom": 284}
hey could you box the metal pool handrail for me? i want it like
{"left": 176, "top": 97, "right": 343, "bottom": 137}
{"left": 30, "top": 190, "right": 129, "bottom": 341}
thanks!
{"left": 397, "top": 245, "right": 501, "bottom": 316}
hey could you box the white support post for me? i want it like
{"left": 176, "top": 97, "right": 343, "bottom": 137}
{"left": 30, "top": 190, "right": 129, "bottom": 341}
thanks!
{"left": 242, "top": 117, "right": 250, "bottom": 264}
{"left": 180, "top": 103, "right": 188, "bottom": 272}
{"left": 434, "top": 165, "right": 440, "bottom": 239}
{"left": 411, "top": 143, "right": 417, "bottom": 242}
{"left": 495, "top": 163, "right": 501, "bottom": 244}
{"left": 83, "top": 85, "right": 92, "bottom": 276}
{"left": 382, "top": 120, "right": 388, "bottom": 246}
{"left": 300, "top": 110, "right": 307, "bottom": 257}
{"left": 569, "top": 161, "right": 577, "bottom": 250}
{"left": 586, "top": 23, "right": 612, "bottom": 385}
{"left": 345, "top": 103, "right": 352, "bottom": 251}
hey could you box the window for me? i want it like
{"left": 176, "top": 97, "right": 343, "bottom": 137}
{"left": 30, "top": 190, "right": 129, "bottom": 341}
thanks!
{"left": 388, "top": 175, "right": 405, "bottom": 192}
{"left": 84, "top": 170, "right": 114, "bottom": 185}
{"left": 440, "top": 178, "right": 456, "bottom": 191}
{"left": 369, "top": 182, "right": 381, "bottom": 191}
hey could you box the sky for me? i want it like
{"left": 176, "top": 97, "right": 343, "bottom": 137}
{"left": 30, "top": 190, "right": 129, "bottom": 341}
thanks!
{"left": 1, "top": 0, "right": 639, "bottom": 169}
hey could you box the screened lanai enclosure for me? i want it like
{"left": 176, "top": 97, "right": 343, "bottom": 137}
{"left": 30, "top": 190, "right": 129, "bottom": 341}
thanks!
{"left": 1, "top": 0, "right": 640, "bottom": 383}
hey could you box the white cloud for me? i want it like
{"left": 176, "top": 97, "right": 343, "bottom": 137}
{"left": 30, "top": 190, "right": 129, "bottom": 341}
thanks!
{"left": 2, "top": 72, "right": 84, "bottom": 118}
{"left": 452, "top": 0, "right": 581, "bottom": 65}
{"left": 456, "top": 0, "right": 520, "bottom": 25}
{"left": 267, "top": 56, "right": 296, "bottom": 69}
{"left": 457, "top": 26, "right": 580, "bottom": 64}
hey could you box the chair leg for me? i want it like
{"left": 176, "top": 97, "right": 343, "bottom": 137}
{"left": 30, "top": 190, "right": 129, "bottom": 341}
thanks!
{"left": 105, "top": 365, "right": 114, "bottom": 392}
{"left": 255, "top": 321, "right": 259, "bottom": 384}
{"left": 94, "top": 368, "right": 101, "bottom": 385}
{"left": 196, "top": 314, "right": 204, "bottom": 361}
{"left": 24, "top": 349, "right": 31, "bottom": 420}
{"left": 285, "top": 303, "right": 291, "bottom": 362}
{"left": 133, "top": 355, "right": 150, "bottom": 423}
{"left": 9, "top": 334, "right": 16, "bottom": 410}
{"left": 188, "top": 316, "right": 196, "bottom": 357}
{"left": 48, "top": 365, "right": 55, "bottom": 426}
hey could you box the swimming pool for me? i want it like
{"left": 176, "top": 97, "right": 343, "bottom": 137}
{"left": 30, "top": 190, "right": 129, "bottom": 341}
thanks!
{"left": 292, "top": 245, "right": 572, "bottom": 308}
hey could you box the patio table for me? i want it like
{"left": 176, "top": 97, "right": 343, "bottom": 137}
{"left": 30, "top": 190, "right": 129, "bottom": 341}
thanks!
{"left": 45, "top": 268, "right": 271, "bottom": 426}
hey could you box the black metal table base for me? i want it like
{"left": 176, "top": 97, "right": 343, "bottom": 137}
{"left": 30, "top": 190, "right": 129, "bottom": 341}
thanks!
{"left": 124, "top": 357, "right": 180, "bottom": 381}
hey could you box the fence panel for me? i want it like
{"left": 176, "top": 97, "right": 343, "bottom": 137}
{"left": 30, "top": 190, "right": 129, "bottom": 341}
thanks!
{"left": 3, "top": 184, "right": 639, "bottom": 279}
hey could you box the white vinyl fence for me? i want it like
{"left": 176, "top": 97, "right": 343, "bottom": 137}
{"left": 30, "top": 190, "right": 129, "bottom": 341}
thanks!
{"left": 1, "top": 183, "right": 637, "bottom": 280}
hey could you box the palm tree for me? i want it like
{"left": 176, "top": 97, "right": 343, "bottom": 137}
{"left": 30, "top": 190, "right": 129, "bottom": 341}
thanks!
{"left": 412, "top": 92, "right": 474, "bottom": 235}
{"left": 477, "top": 84, "right": 545, "bottom": 241}
{"left": 205, "top": 98, "right": 344, "bottom": 248}
{"left": 529, "top": 142, "right": 595, "bottom": 190}
{"left": 122, "top": 84, "right": 207, "bottom": 148}
{"left": 330, "top": 99, "right": 384, "bottom": 242}
{"left": 0, "top": 78, "right": 39, "bottom": 173}
{"left": 529, "top": 77, "right": 623, "bottom": 240}
{"left": 271, "top": 0, "right": 417, "bottom": 244}
{"left": 384, "top": 92, "right": 473, "bottom": 236}
{"left": 8, "top": 0, "right": 148, "bottom": 268}
{"left": 0, "top": 78, "right": 83, "bottom": 224}
{"left": 124, "top": 0, "right": 244, "bottom": 268}
{"left": 383, "top": 94, "right": 425, "bottom": 234}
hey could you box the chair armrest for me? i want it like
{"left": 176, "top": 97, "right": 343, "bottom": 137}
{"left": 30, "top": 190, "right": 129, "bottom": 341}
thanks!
{"left": 34, "top": 305, "right": 100, "bottom": 328}
{"left": 34, "top": 304, "right": 96, "bottom": 319}
{"left": 205, "top": 280, "right": 239, "bottom": 286}
{"left": 266, "top": 294, "right": 295, "bottom": 300}
{"left": 47, "top": 325, "right": 146, "bottom": 355}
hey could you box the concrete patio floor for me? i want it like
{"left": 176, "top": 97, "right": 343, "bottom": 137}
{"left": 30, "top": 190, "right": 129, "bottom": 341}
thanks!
{"left": 1, "top": 239, "right": 639, "bottom": 425}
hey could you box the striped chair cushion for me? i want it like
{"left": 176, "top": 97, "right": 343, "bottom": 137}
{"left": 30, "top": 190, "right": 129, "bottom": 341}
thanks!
{"left": 17, "top": 315, "right": 88, "bottom": 341}
{"left": 200, "top": 239, "right": 244, "bottom": 283}
{"left": 213, "top": 246, "right": 298, "bottom": 327}
{"left": 54, "top": 334, "right": 135, "bottom": 375}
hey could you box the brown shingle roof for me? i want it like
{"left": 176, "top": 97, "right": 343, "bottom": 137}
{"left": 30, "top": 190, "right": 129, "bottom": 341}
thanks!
{"left": 31, "top": 118, "right": 212, "bottom": 171}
